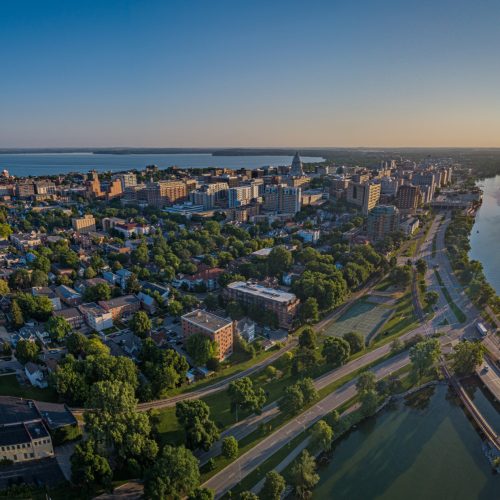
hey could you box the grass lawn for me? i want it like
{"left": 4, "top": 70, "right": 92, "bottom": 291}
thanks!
{"left": 321, "top": 298, "right": 392, "bottom": 340}
{"left": 371, "top": 289, "right": 418, "bottom": 345}
{"left": 0, "top": 374, "right": 59, "bottom": 402}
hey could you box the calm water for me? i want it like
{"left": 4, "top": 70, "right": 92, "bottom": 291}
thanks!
{"left": 470, "top": 175, "right": 500, "bottom": 294}
{"left": 314, "top": 385, "right": 498, "bottom": 500}
{"left": 0, "top": 153, "right": 323, "bottom": 177}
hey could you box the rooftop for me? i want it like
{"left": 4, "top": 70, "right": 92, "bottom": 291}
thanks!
{"left": 226, "top": 281, "right": 297, "bottom": 303}
{"left": 182, "top": 309, "right": 232, "bottom": 332}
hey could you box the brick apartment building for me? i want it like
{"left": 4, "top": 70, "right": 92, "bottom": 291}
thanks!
{"left": 224, "top": 281, "right": 300, "bottom": 330}
{"left": 181, "top": 309, "right": 234, "bottom": 361}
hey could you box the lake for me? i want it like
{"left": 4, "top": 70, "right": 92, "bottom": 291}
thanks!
{"left": 0, "top": 153, "right": 324, "bottom": 177}
{"left": 314, "top": 385, "right": 498, "bottom": 500}
{"left": 470, "top": 175, "right": 500, "bottom": 295}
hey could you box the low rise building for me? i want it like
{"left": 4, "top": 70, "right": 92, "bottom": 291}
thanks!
{"left": 53, "top": 307, "right": 85, "bottom": 329}
{"left": 98, "top": 295, "right": 140, "bottom": 321}
{"left": 72, "top": 214, "right": 96, "bottom": 233}
{"left": 224, "top": 281, "right": 299, "bottom": 330}
{"left": 78, "top": 302, "right": 113, "bottom": 331}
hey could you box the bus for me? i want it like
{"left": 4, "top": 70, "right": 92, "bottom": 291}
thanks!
{"left": 476, "top": 322, "right": 488, "bottom": 337}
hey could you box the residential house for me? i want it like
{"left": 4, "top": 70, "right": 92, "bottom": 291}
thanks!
{"left": 32, "top": 287, "right": 61, "bottom": 311}
{"left": 54, "top": 285, "right": 82, "bottom": 306}
{"left": 24, "top": 362, "right": 47, "bottom": 389}
{"left": 53, "top": 307, "right": 85, "bottom": 330}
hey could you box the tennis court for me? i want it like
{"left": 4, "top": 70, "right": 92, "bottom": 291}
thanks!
{"left": 322, "top": 298, "right": 393, "bottom": 340}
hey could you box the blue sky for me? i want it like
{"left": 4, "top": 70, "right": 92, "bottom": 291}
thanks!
{"left": 1, "top": 0, "right": 500, "bottom": 147}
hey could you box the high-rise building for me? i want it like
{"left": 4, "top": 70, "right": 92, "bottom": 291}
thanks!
{"left": 87, "top": 170, "right": 104, "bottom": 198}
{"left": 114, "top": 172, "right": 137, "bottom": 190}
{"left": 146, "top": 180, "right": 187, "bottom": 207}
{"left": 15, "top": 181, "right": 35, "bottom": 199}
{"left": 72, "top": 214, "right": 96, "bottom": 233}
{"left": 227, "top": 186, "right": 254, "bottom": 208}
{"left": 107, "top": 178, "right": 123, "bottom": 200}
{"left": 367, "top": 205, "right": 400, "bottom": 240}
{"left": 263, "top": 185, "right": 302, "bottom": 214}
{"left": 347, "top": 182, "right": 381, "bottom": 215}
{"left": 290, "top": 152, "right": 304, "bottom": 176}
{"left": 396, "top": 184, "right": 421, "bottom": 212}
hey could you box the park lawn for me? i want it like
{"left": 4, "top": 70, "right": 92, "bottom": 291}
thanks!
{"left": 0, "top": 374, "right": 59, "bottom": 402}
{"left": 371, "top": 289, "right": 418, "bottom": 345}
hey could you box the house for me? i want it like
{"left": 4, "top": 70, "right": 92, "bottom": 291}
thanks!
{"left": 296, "top": 229, "right": 321, "bottom": 244}
{"left": 54, "top": 285, "right": 82, "bottom": 306}
{"left": 78, "top": 302, "right": 113, "bottom": 332}
{"left": 174, "top": 267, "right": 224, "bottom": 291}
{"left": 32, "top": 287, "right": 61, "bottom": 311}
{"left": 105, "top": 331, "right": 142, "bottom": 360}
{"left": 53, "top": 307, "right": 85, "bottom": 330}
{"left": 137, "top": 291, "right": 157, "bottom": 314}
{"left": 116, "top": 269, "right": 133, "bottom": 289}
{"left": 98, "top": 295, "right": 140, "bottom": 321}
{"left": 113, "top": 222, "right": 151, "bottom": 238}
{"left": 102, "top": 271, "right": 119, "bottom": 286}
{"left": 10, "top": 232, "right": 42, "bottom": 251}
{"left": 24, "top": 362, "right": 47, "bottom": 388}
{"left": 235, "top": 318, "right": 256, "bottom": 343}
{"left": 142, "top": 282, "right": 170, "bottom": 301}
{"left": 12, "top": 323, "right": 49, "bottom": 347}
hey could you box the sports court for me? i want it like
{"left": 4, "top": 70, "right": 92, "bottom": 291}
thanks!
{"left": 322, "top": 298, "right": 393, "bottom": 340}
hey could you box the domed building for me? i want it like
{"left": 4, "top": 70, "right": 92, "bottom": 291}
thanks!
{"left": 290, "top": 152, "right": 304, "bottom": 176}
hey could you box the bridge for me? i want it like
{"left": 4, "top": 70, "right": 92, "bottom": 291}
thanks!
{"left": 442, "top": 363, "right": 500, "bottom": 451}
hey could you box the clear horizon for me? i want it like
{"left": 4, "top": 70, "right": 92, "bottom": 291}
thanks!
{"left": 2, "top": 0, "right": 500, "bottom": 148}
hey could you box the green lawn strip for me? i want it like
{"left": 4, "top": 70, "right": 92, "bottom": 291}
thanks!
{"left": 434, "top": 270, "right": 466, "bottom": 323}
{"left": 0, "top": 374, "right": 58, "bottom": 402}
{"left": 160, "top": 347, "right": 280, "bottom": 398}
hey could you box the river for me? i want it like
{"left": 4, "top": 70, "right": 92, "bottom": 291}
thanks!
{"left": 470, "top": 175, "right": 500, "bottom": 295}
{"left": 314, "top": 385, "right": 498, "bottom": 500}
{"left": 0, "top": 153, "right": 324, "bottom": 177}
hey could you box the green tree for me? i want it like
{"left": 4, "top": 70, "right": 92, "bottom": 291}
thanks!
{"left": 0, "top": 222, "right": 12, "bottom": 239}
{"left": 390, "top": 265, "right": 412, "bottom": 287}
{"left": 31, "top": 269, "right": 49, "bottom": 287}
{"left": 32, "top": 255, "right": 51, "bottom": 273}
{"left": 239, "top": 493, "right": 259, "bottom": 500}
{"left": 322, "top": 337, "right": 351, "bottom": 366}
{"left": 189, "top": 488, "right": 215, "bottom": 500}
{"left": 279, "top": 384, "right": 304, "bottom": 414}
{"left": 11, "top": 299, "right": 24, "bottom": 328}
{"left": 203, "top": 294, "right": 218, "bottom": 311}
{"left": 356, "top": 371, "right": 377, "bottom": 394}
{"left": 175, "top": 400, "right": 220, "bottom": 451}
{"left": 297, "top": 377, "right": 318, "bottom": 405}
{"left": 84, "top": 283, "right": 112, "bottom": 302}
{"left": 409, "top": 338, "right": 441, "bottom": 379}
{"left": 298, "top": 327, "right": 317, "bottom": 350}
{"left": 228, "top": 377, "right": 266, "bottom": 417}
{"left": 130, "top": 311, "right": 152, "bottom": 339}
{"left": 261, "top": 470, "right": 286, "bottom": 500}
{"left": 144, "top": 445, "right": 200, "bottom": 500}
{"left": 186, "top": 334, "right": 218, "bottom": 366}
{"left": 451, "top": 341, "right": 486, "bottom": 376}
{"left": 167, "top": 299, "right": 184, "bottom": 317}
{"left": 84, "top": 266, "right": 97, "bottom": 279}
{"left": 415, "top": 258, "right": 427, "bottom": 275}
{"left": 291, "top": 347, "right": 319, "bottom": 376}
{"left": 425, "top": 291, "right": 439, "bottom": 306}
{"left": 300, "top": 297, "right": 320, "bottom": 324}
{"left": 46, "top": 315, "right": 72, "bottom": 342}
{"left": 70, "top": 440, "right": 112, "bottom": 491}
{"left": 66, "top": 332, "right": 89, "bottom": 357}
{"left": 290, "top": 450, "right": 319, "bottom": 499}
{"left": 343, "top": 331, "right": 364, "bottom": 353}
{"left": 311, "top": 419, "right": 333, "bottom": 453}
{"left": 9, "top": 269, "right": 32, "bottom": 290}
{"left": 221, "top": 436, "right": 239, "bottom": 459}
{"left": 360, "top": 389, "right": 380, "bottom": 417}
{"left": 268, "top": 246, "right": 292, "bottom": 276}
{"left": 15, "top": 339, "right": 40, "bottom": 364}
{"left": 0, "top": 279, "right": 10, "bottom": 295}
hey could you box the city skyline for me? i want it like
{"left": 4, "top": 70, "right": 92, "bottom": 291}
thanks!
{"left": 2, "top": 0, "right": 500, "bottom": 148}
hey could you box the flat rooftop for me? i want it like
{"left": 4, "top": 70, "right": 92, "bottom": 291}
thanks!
{"left": 0, "top": 397, "right": 39, "bottom": 426}
{"left": 226, "top": 281, "right": 297, "bottom": 304}
{"left": 182, "top": 309, "right": 232, "bottom": 332}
